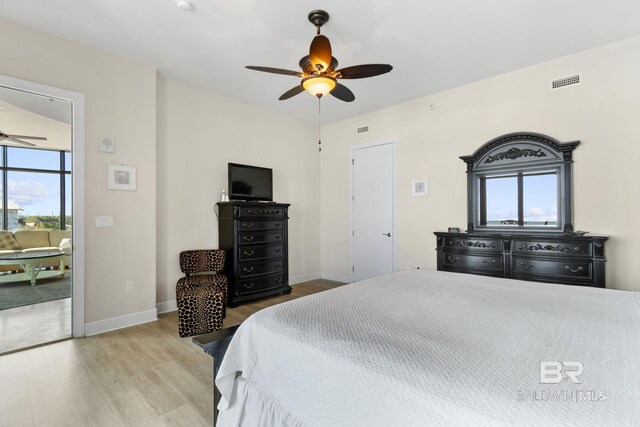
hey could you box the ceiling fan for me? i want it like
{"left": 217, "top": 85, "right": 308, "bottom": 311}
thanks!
{"left": 0, "top": 130, "right": 47, "bottom": 147}
{"left": 246, "top": 10, "right": 393, "bottom": 102}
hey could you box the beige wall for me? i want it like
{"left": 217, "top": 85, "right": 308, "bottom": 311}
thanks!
{"left": 156, "top": 77, "right": 320, "bottom": 304}
{"left": 320, "top": 36, "right": 640, "bottom": 291}
{"left": 0, "top": 18, "right": 158, "bottom": 322}
{"left": 3, "top": 15, "right": 637, "bottom": 331}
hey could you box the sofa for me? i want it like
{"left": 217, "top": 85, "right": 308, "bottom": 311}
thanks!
{"left": 0, "top": 230, "right": 72, "bottom": 272}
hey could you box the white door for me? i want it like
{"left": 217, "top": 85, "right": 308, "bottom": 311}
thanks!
{"left": 351, "top": 141, "right": 395, "bottom": 282}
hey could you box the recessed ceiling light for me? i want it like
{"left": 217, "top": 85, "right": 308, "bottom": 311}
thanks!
{"left": 175, "top": 0, "right": 192, "bottom": 11}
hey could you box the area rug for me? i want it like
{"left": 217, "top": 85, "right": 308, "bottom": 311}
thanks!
{"left": 0, "top": 276, "right": 71, "bottom": 310}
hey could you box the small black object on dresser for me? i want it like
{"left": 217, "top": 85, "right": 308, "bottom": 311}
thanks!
{"left": 434, "top": 232, "right": 608, "bottom": 287}
{"left": 217, "top": 201, "right": 292, "bottom": 307}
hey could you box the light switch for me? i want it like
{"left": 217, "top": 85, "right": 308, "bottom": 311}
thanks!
{"left": 95, "top": 216, "right": 113, "bottom": 227}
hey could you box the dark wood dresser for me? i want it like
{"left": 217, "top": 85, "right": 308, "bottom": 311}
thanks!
{"left": 434, "top": 232, "right": 608, "bottom": 287}
{"left": 217, "top": 202, "right": 292, "bottom": 306}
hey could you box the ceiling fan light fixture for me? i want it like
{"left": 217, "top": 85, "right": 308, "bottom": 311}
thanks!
{"left": 302, "top": 75, "right": 336, "bottom": 98}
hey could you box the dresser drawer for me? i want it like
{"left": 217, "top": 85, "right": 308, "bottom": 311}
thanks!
{"left": 238, "top": 206, "right": 285, "bottom": 218}
{"left": 513, "top": 240, "right": 591, "bottom": 257}
{"left": 443, "top": 253, "right": 502, "bottom": 271}
{"left": 444, "top": 237, "right": 501, "bottom": 251}
{"left": 512, "top": 257, "right": 593, "bottom": 281}
{"left": 238, "top": 274, "right": 286, "bottom": 295}
{"left": 239, "top": 220, "right": 284, "bottom": 231}
{"left": 239, "top": 231, "right": 285, "bottom": 245}
{"left": 238, "top": 259, "right": 284, "bottom": 278}
{"left": 238, "top": 244, "right": 284, "bottom": 261}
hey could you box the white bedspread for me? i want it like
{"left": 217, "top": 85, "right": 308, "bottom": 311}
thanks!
{"left": 216, "top": 270, "right": 640, "bottom": 426}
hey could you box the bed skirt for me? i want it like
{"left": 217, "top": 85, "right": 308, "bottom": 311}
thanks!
{"left": 217, "top": 377, "right": 307, "bottom": 427}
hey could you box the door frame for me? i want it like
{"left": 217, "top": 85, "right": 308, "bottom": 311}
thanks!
{"left": 348, "top": 138, "right": 397, "bottom": 283}
{"left": 0, "top": 74, "right": 86, "bottom": 337}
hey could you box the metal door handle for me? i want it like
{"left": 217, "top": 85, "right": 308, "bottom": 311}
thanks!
{"left": 382, "top": 233, "right": 391, "bottom": 237}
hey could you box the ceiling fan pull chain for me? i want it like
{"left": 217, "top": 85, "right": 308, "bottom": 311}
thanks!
{"left": 317, "top": 97, "right": 322, "bottom": 152}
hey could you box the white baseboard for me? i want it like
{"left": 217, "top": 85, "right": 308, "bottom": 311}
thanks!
{"left": 157, "top": 299, "right": 177, "bottom": 314}
{"left": 84, "top": 308, "right": 158, "bottom": 336}
{"left": 320, "top": 272, "right": 351, "bottom": 283}
{"left": 290, "top": 272, "right": 321, "bottom": 285}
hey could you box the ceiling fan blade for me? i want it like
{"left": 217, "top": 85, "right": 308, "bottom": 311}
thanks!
{"left": 330, "top": 83, "right": 355, "bottom": 102}
{"left": 6, "top": 134, "right": 47, "bottom": 141}
{"left": 309, "top": 35, "right": 332, "bottom": 72}
{"left": 279, "top": 85, "right": 305, "bottom": 100}
{"left": 2, "top": 136, "right": 37, "bottom": 147}
{"left": 336, "top": 64, "right": 393, "bottom": 79}
{"left": 246, "top": 66, "right": 302, "bottom": 77}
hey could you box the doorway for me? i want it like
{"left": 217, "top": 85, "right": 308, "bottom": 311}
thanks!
{"left": 0, "top": 75, "right": 85, "bottom": 353}
{"left": 349, "top": 139, "right": 397, "bottom": 282}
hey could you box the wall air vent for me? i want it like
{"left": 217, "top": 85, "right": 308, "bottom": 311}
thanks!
{"left": 551, "top": 74, "right": 581, "bottom": 90}
{"left": 356, "top": 125, "right": 370, "bottom": 135}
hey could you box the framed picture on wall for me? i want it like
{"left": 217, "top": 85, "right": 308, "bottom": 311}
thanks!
{"left": 411, "top": 179, "right": 429, "bottom": 196}
{"left": 107, "top": 163, "right": 136, "bottom": 191}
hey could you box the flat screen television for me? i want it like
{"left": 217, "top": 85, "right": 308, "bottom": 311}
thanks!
{"left": 228, "top": 163, "right": 273, "bottom": 201}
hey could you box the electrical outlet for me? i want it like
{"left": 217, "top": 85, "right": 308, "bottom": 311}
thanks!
{"left": 126, "top": 281, "right": 135, "bottom": 293}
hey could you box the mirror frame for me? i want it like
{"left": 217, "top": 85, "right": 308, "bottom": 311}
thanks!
{"left": 460, "top": 132, "right": 580, "bottom": 234}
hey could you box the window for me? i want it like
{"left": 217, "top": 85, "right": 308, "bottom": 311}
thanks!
{"left": 0, "top": 146, "right": 71, "bottom": 231}
{"left": 479, "top": 171, "right": 558, "bottom": 227}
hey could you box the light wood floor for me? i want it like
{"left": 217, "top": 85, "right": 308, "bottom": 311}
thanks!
{"left": 0, "top": 297, "right": 72, "bottom": 355}
{"left": 0, "top": 279, "right": 343, "bottom": 427}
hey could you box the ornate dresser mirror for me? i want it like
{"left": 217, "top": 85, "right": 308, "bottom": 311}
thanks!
{"left": 460, "top": 132, "right": 579, "bottom": 234}
{"left": 435, "top": 132, "right": 608, "bottom": 288}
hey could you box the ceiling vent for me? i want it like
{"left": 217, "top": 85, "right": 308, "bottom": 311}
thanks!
{"left": 356, "top": 125, "right": 370, "bottom": 135}
{"left": 551, "top": 74, "right": 581, "bottom": 90}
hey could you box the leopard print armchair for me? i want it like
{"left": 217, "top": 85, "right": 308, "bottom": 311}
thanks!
{"left": 176, "top": 249, "right": 228, "bottom": 337}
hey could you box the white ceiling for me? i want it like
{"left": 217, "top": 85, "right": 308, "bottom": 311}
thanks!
{"left": 2, "top": 0, "right": 640, "bottom": 124}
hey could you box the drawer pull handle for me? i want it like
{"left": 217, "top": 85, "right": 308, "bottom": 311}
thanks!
{"left": 275, "top": 248, "right": 281, "bottom": 253}
{"left": 275, "top": 277, "right": 282, "bottom": 283}
{"left": 242, "top": 222, "right": 254, "bottom": 228}
{"left": 447, "top": 256, "right": 458, "bottom": 263}
{"left": 243, "top": 266, "right": 254, "bottom": 273}
{"left": 274, "top": 264, "right": 281, "bottom": 268}
{"left": 520, "top": 262, "right": 535, "bottom": 270}
{"left": 482, "top": 259, "right": 496, "bottom": 264}
{"left": 565, "top": 265, "right": 584, "bottom": 273}
{"left": 243, "top": 282, "right": 254, "bottom": 289}
{"left": 275, "top": 235, "right": 281, "bottom": 239}
{"left": 275, "top": 223, "right": 281, "bottom": 227}
{"left": 243, "top": 236, "right": 255, "bottom": 242}
{"left": 243, "top": 250, "right": 255, "bottom": 256}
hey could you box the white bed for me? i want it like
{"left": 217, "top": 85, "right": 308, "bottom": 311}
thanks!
{"left": 216, "top": 270, "right": 640, "bottom": 426}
